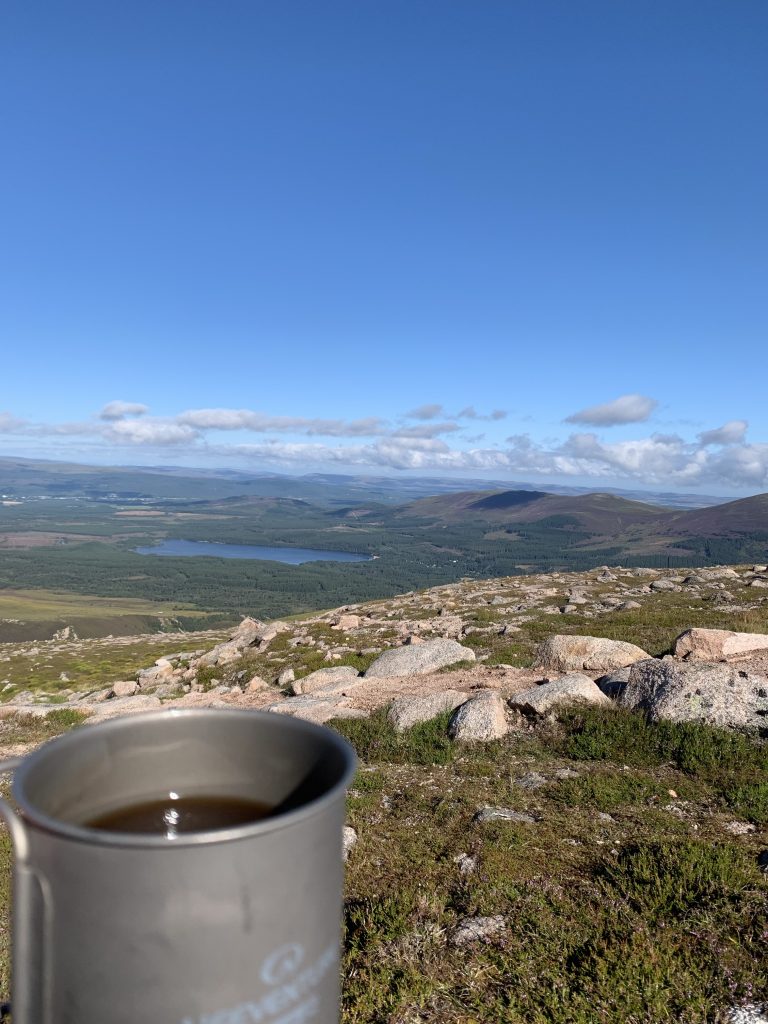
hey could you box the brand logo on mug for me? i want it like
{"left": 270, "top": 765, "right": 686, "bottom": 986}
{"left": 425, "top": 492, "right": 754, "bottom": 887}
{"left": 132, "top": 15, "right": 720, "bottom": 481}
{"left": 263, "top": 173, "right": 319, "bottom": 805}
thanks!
{"left": 260, "top": 943, "right": 305, "bottom": 986}
{"left": 180, "top": 943, "right": 337, "bottom": 1024}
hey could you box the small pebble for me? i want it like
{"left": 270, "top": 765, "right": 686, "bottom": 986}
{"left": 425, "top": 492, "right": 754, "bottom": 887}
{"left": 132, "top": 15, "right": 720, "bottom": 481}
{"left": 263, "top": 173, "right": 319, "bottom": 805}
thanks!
{"left": 342, "top": 826, "right": 357, "bottom": 862}
{"left": 450, "top": 915, "right": 506, "bottom": 947}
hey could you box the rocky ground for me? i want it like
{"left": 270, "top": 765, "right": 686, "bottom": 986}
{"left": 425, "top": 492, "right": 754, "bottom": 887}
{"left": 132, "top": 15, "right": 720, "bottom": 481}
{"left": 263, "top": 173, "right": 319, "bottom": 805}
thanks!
{"left": 1, "top": 564, "right": 767, "bottom": 1021}
{"left": 3, "top": 561, "right": 768, "bottom": 742}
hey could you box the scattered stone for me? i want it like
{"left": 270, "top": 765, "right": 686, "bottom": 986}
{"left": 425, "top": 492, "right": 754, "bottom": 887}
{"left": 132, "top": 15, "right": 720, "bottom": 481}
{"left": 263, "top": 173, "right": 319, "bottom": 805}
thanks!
{"left": 448, "top": 690, "right": 509, "bottom": 742}
{"left": 246, "top": 675, "right": 269, "bottom": 692}
{"left": 111, "top": 680, "right": 138, "bottom": 698}
{"left": 387, "top": 690, "right": 466, "bottom": 733}
{"left": 649, "top": 578, "right": 680, "bottom": 592}
{"left": 86, "top": 695, "right": 163, "bottom": 723}
{"left": 342, "top": 826, "right": 357, "bottom": 862}
{"left": 9, "top": 690, "right": 36, "bottom": 704}
{"left": 450, "top": 915, "right": 506, "bottom": 946}
{"left": 229, "top": 617, "right": 265, "bottom": 644}
{"left": 266, "top": 693, "right": 359, "bottom": 724}
{"left": 533, "top": 635, "right": 650, "bottom": 673}
{"left": 453, "top": 853, "right": 477, "bottom": 875}
{"left": 674, "top": 627, "right": 768, "bottom": 663}
{"left": 727, "top": 1005, "right": 768, "bottom": 1024}
{"left": 52, "top": 625, "right": 77, "bottom": 641}
{"left": 513, "top": 771, "right": 547, "bottom": 790}
{"left": 364, "top": 639, "right": 476, "bottom": 678}
{"left": 332, "top": 614, "right": 360, "bottom": 631}
{"left": 277, "top": 667, "right": 295, "bottom": 686}
{"left": 553, "top": 767, "right": 580, "bottom": 780}
{"left": 136, "top": 662, "right": 175, "bottom": 688}
{"left": 292, "top": 665, "right": 360, "bottom": 695}
{"left": 509, "top": 673, "right": 610, "bottom": 715}
{"left": 724, "top": 821, "right": 756, "bottom": 836}
{"left": 252, "top": 621, "right": 291, "bottom": 646}
{"left": 474, "top": 807, "right": 538, "bottom": 825}
{"left": 617, "top": 658, "right": 768, "bottom": 735}
{"left": 76, "top": 687, "right": 112, "bottom": 703}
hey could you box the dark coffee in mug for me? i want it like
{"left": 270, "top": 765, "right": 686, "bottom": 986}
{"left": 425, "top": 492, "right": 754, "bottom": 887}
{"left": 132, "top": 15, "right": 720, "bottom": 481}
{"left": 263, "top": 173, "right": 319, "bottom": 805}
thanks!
{"left": 85, "top": 794, "right": 275, "bottom": 836}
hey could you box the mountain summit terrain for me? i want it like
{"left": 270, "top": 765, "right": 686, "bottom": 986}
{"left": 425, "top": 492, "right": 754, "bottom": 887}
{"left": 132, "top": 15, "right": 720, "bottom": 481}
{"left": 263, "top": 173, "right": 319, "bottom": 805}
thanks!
{"left": 1, "top": 563, "right": 767, "bottom": 1022}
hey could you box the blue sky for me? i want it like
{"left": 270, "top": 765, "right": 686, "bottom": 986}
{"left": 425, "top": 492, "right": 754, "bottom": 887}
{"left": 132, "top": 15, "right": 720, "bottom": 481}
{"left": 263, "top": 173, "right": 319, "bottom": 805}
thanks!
{"left": 1, "top": 1, "right": 767, "bottom": 494}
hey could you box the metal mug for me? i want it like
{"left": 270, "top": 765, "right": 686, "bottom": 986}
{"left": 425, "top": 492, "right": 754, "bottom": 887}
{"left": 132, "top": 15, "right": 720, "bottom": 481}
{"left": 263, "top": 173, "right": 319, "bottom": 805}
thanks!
{"left": 0, "top": 708, "right": 356, "bottom": 1024}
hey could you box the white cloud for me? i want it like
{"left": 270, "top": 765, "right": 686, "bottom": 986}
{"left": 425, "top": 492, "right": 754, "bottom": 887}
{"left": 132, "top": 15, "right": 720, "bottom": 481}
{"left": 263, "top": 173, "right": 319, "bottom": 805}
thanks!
{"left": 176, "top": 408, "right": 388, "bottom": 437}
{"left": 565, "top": 394, "right": 658, "bottom": 426}
{"left": 404, "top": 404, "right": 507, "bottom": 423}
{"left": 698, "top": 420, "right": 748, "bottom": 446}
{"left": 405, "top": 403, "right": 444, "bottom": 421}
{"left": 99, "top": 401, "right": 149, "bottom": 421}
{"left": 0, "top": 412, "right": 26, "bottom": 433}
{"left": 709, "top": 443, "right": 768, "bottom": 486}
{"left": 455, "top": 406, "right": 507, "bottom": 421}
{"left": 2, "top": 400, "right": 767, "bottom": 491}
{"left": 107, "top": 419, "right": 199, "bottom": 445}
{"left": 392, "top": 422, "right": 461, "bottom": 439}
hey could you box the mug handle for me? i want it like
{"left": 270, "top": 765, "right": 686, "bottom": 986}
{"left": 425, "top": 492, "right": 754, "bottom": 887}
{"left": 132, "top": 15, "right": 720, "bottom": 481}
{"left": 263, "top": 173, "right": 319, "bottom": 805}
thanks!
{"left": 0, "top": 757, "right": 51, "bottom": 1024}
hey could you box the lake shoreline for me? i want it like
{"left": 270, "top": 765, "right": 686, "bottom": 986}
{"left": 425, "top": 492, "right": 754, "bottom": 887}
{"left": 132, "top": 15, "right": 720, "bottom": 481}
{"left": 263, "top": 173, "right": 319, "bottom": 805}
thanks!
{"left": 133, "top": 539, "right": 373, "bottom": 565}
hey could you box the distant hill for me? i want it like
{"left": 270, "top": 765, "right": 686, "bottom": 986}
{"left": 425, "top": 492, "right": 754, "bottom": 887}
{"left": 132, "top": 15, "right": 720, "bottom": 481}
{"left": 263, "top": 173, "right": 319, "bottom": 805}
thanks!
{"left": 0, "top": 455, "right": 734, "bottom": 508}
{"left": 396, "top": 489, "right": 671, "bottom": 534}
{"left": 665, "top": 493, "right": 768, "bottom": 536}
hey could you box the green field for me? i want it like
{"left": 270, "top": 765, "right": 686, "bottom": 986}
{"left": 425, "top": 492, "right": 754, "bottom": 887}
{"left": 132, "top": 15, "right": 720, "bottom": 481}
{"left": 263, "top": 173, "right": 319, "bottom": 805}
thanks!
{"left": 0, "top": 587, "right": 223, "bottom": 642}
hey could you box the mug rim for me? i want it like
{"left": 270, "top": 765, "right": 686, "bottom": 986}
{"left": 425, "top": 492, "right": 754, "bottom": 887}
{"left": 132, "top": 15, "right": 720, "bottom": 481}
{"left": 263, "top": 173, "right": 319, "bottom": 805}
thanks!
{"left": 11, "top": 708, "right": 357, "bottom": 848}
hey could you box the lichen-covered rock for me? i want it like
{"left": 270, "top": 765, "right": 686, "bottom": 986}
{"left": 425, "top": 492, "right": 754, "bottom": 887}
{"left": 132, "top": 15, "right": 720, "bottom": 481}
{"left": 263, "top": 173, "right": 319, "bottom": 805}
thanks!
{"left": 617, "top": 658, "right": 768, "bottom": 735}
{"left": 364, "top": 639, "right": 475, "bottom": 678}
{"left": 533, "top": 635, "right": 649, "bottom": 673}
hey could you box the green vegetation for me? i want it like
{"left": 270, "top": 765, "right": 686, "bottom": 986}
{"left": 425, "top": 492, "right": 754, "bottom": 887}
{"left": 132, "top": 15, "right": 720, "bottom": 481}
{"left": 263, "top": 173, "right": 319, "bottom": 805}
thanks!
{"left": 0, "top": 587, "right": 219, "bottom": 641}
{"left": 332, "top": 705, "right": 768, "bottom": 1023}
{"left": 3, "top": 483, "right": 767, "bottom": 641}
{"left": 0, "top": 681, "right": 766, "bottom": 1019}
{"left": 333, "top": 708, "right": 457, "bottom": 765}
{"left": 481, "top": 589, "right": 768, "bottom": 665}
{"left": 0, "top": 634, "right": 227, "bottom": 698}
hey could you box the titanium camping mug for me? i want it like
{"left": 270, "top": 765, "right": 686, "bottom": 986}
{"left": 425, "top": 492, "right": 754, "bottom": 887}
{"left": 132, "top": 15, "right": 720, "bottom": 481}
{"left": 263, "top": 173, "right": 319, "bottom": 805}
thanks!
{"left": 0, "top": 708, "right": 357, "bottom": 1024}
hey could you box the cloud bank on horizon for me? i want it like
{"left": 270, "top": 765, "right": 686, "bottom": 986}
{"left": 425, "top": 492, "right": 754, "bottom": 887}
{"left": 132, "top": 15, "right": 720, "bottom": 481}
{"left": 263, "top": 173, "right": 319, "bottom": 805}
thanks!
{"left": 0, "top": 395, "right": 766, "bottom": 492}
